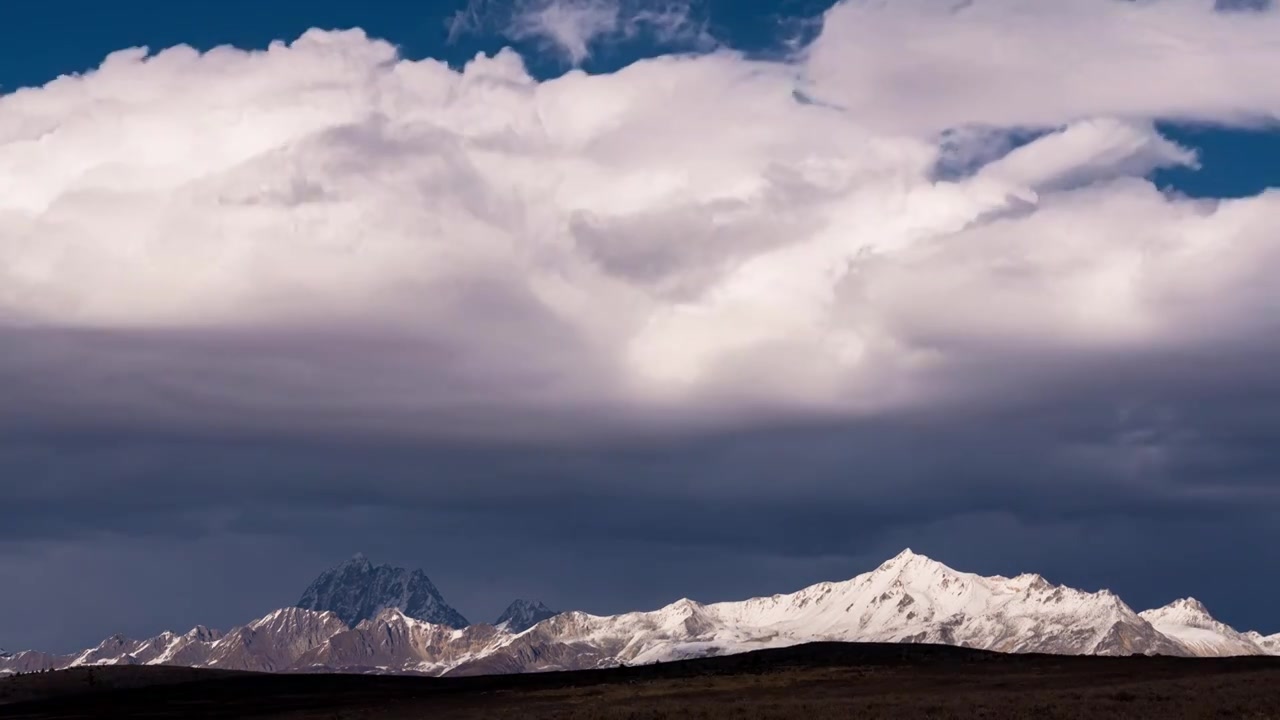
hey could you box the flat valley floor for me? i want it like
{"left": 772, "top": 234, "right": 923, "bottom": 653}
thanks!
{"left": 1, "top": 643, "right": 1278, "bottom": 719}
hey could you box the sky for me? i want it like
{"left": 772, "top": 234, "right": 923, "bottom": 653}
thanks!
{"left": 2, "top": 0, "right": 1280, "bottom": 653}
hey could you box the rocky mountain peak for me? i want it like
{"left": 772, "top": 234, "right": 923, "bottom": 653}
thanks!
{"left": 297, "top": 554, "right": 469, "bottom": 628}
{"left": 870, "top": 549, "right": 965, "bottom": 591}
{"left": 495, "top": 599, "right": 559, "bottom": 633}
{"left": 1137, "top": 597, "right": 1268, "bottom": 657}
{"left": 185, "top": 625, "right": 222, "bottom": 643}
{"left": 874, "top": 548, "right": 943, "bottom": 575}
{"left": 1006, "top": 573, "right": 1053, "bottom": 593}
{"left": 1245, "top": 631, "right": 1280, "bottom": 654}
{"left": 253, "top": 606, "right": 339, "bottom": 631}
{"left": 367, "top": 607, "right": 418, "bottom": 629}
{"left": 1141, "top": 597, "right": 1217, "bottom": 626}
{"left": 1172, "top": 597, "right": 1211, "bottom": 615}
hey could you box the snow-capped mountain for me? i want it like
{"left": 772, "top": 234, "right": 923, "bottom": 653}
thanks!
{"left": 293, "top": 609, "right": 509, "bottom": 674}
{"left": 0, "top": 649, "right": 72, "bottom": 675}
{"left": 0, "top": 609, "right": 350, "bottom": 676}
{"left": 4, "top": 550, "right": 1276, "bottom": 678}
{"left": 203, "top": 607, "right": 349, "bottom": 672}
{"left": 296, "top": 554, "right": 468, "bottom": 628}
{"left": 1246, "top": 631, "right": 1280, "bottom": 654}
{"left": 494, "top": 600, "right": 560, "bottom": 633}
{"left": 1139, "top": 598, "right": 1267, "bottom": 657}
{"left": 449, "top": 548, "right": 1191, "bottom": 674}
{"left": 69, "top": 634, "right": 145, "bottom": 667}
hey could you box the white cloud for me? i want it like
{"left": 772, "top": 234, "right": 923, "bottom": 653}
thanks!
{"left": 804, "top": 0, "right": 1280, "bottom": 133}
{"left": 2, "top": 1, "right": 1280, "bottom": 436}
{"left": 976, "top": 119, "right": 1198, "bottom": 193}
{"left": 509, "top": 0, "right": 623, "bottom": 64}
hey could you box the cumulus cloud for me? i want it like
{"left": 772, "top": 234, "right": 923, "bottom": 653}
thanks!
{"left": 3, "top": 1, "right": 1280, "bottom": 442}
{"left": 804, "top": 0, "right": 1280, "bottom": 132}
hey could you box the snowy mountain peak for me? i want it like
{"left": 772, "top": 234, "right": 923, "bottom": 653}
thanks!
{"left": 494, "top": 600, "right": 559, "bottom": 633}
{"left": 657, "top": 598, "right": 709, "bottom": 624}
{"left": 1006, "top": 573, "right": 1052, "bottom": 592}
{"left": 250, "top": 607, "right": 344, "bottom": 634}
{"left": 1172, "top": 597, "right": 1210, "bottom": 615}
{"left": 878, "top": 548, "right": 921, "bottom": 568}
{"left": 1245, "top": 631, "right": 1280, "bottom": 654}
{"left": 184, "top": 625, "right": 221, "bottom": 643}
{"left": 1139, "top": 598, "right": 1267, "bottom": 657}
{"left": 1141, "top": 598, "right": 1216, "bottom": 626}
{"left": 370, "top": 607, "right": 434, "bottom": 628}
{"left": 873, "top": 548, "right": 954, "bottom": 577}
{"left": 869, "top": 549, "right": 969, "bottom": 593}
{"left": 297, "top": 555, "right": 468, "bottom": 628}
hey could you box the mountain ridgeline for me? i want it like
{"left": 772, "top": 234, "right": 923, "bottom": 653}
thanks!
{"left": 2, "top": 550, "right": 1276, "bottom": 678}
{"left": 296, "top": 554, "right": 469, "bottom": 628}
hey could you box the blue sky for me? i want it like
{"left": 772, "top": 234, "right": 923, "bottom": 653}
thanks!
{"left": 0, "top": 0, "right": 829, "bottom": 84}
{"left": 3, "top": 0, "right": 1280, "bottom": 653}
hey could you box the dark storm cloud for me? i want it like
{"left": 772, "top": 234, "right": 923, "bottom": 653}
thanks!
{"left": 3, "top": 317, "right": 1280, "bottom": 651}
{"left": 1216, "top": 0, "right": 1273, "bottom": 11}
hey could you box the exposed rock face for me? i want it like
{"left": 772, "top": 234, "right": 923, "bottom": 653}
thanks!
{"left": 69, "top": 635, "right": 143, "bottom": 667}
{"left": 160, "top": 626, "right": 224, "bottom": 667}
{"left": 0, "top": 609, "right": 344, "bottom": 676}
{"left": 294, "top": 609, "right": 508, "bottom": 674}
{"left": 1245, "top": 631, "right": 1280, "bottom": 654}
{"left": 297, "top": 554, "right": 469, "bottom": 628}
{"left": 205, "top": 608, "right": 349, "bottom": 672}
{"left": 494, "top": 600, "right": 560, "bottom": 633}
{"left": 61, "top": 625, "right": 226, "bottom": 670}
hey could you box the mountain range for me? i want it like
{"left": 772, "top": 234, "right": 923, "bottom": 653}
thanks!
{"left": 2, "top": 550, "right": 1276, "bottom": 678}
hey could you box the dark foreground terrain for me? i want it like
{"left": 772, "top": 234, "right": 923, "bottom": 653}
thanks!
{"left": 2, "top": 643, "right": 1278, "bottom": 719}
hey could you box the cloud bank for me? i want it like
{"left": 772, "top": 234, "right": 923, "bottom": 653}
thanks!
{"left": 3, "top": 0, "right": 1280, "bottom": 650}
{"left": 3, "top": 0, "right": 1278, "bottom": 440}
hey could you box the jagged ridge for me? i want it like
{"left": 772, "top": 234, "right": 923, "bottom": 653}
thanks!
{"left": 4, "top": 550, "right": 1276, "bottom": 677}
{"left": 296, "top": 554, "right": 468, "bottom": 629}
{"left": 495, "top": 600, "right": 560, "bottom": 633}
